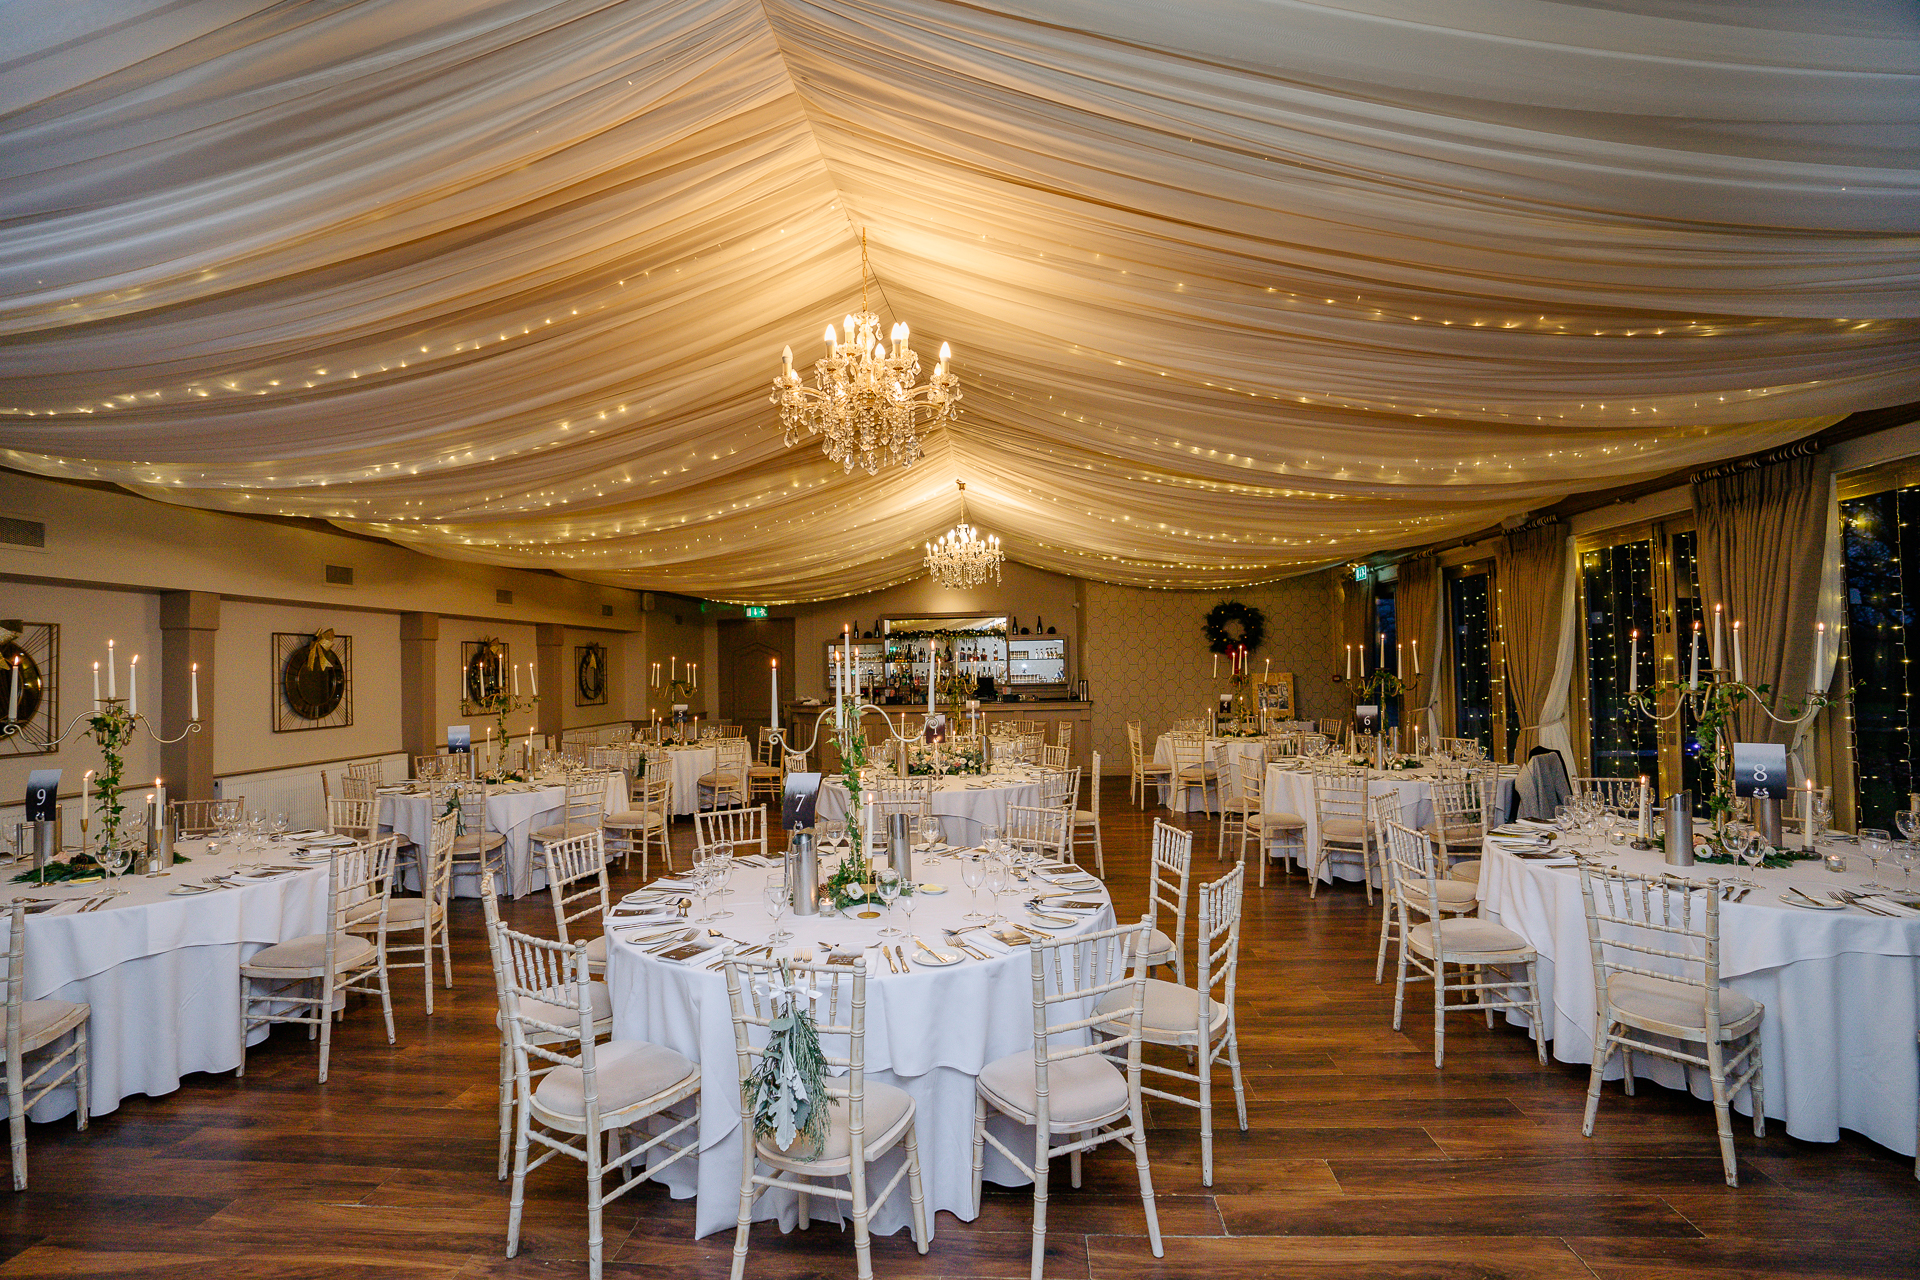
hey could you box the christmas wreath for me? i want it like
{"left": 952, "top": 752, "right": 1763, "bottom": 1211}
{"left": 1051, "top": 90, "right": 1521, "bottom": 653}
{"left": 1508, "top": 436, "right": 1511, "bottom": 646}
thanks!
{"left": 1202, "top": 601, "right": 1265, "bottom": 654}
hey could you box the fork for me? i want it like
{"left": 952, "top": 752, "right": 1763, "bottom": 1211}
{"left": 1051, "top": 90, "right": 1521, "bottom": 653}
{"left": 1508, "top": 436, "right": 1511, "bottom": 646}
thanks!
{"left": 1830, "top": 889, "right": 1895, "bottom": 916}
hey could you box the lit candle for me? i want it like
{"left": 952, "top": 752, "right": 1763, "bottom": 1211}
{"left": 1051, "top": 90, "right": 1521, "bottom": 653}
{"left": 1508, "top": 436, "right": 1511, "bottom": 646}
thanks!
{"left": 1411, "top": 638, "right": 1420, "bottom": 675}
{"left": 107, "top": 640, "right": 116, "bottom": 699}
{"left": 1345, "top": 644, "right": 1352, "bottom": 680}
{"left": 771, "top": 658, "right": 780, "bottom": 733}
{"left": 1712, "top": 603, "right": 1723, "bottom": 672}
{"left": 690, "top": 663, "right": 696, "bottom": 691}
{"left": 1638, "top": 775, "right": 1650, "bottom": 838}
{"left": 1689, "top": 621, "right": 1702, "bottom": 689}
{"left": 190, "top": 662, "right": 200, "bottom": 721}
{"left": 1265, "top": 658, "right": 1271, "bottom": 678}
{"left": 1628, "top": 629, "right": 1639, "bottom": 694}
{"left": 1802, "top": 778, "right": 1814, "bottom": 850}
{"left": 1811, "top": 622, "right": 1825, "bottom": 694}
{"left": 513, "top": 663, "right": 520, "bottom": 696}
{"left": 928, "top": 646, "right": 936, "bottom": 716}
{"left": 1378, "top": 630, "right": 1386, "bottom": 669}
{"left": 93, "top": 661, "right": 101, "bottom": 711}
{"left": 128, "top": 653, "right": 138, "bottom": 718}
{"left": 1731, "top": 620, "right": 1744, "bottom": 684}
{"left": 529, "top": 661, "right": 537, "bottom": 697}
{"left": 1213, "top": 651, "right": 1219, "bottom": 679}
{"left": 6, "top": 654, "right": 17, "bottom": 722}
{"left": 155, "top": 778, "right": 165, "bottom": 836}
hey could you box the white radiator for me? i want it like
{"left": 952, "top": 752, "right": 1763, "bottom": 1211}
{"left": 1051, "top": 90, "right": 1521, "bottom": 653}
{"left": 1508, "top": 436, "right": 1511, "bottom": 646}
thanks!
{"left": 215, "top": 752, "right": 409, "bottom": 830}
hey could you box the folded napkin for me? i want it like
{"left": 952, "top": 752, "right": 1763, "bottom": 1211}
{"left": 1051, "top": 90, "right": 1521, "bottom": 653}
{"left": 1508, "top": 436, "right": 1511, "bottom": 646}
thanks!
{"left": 1860, "top": 895, "right": 1920, "bottom": 917}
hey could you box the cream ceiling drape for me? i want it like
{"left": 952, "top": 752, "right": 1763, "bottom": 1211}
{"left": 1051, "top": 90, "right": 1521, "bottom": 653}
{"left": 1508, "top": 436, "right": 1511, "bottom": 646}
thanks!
{"left": 2, "top": 1, "right": 1915, "bottom": 601}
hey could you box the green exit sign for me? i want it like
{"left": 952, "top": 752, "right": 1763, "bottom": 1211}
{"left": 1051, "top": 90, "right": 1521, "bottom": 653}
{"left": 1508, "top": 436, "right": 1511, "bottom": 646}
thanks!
{"left": 745, "top": 606, "right": 768, "bottom": 618}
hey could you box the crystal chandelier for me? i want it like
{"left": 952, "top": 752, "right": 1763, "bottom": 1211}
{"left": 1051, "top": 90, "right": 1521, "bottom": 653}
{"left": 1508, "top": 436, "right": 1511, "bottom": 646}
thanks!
{"left": 924, "top": 480, "right": 1003, "bottom": 588}
{"left": 772, "top": 230, "right": 960, "bottom": 474}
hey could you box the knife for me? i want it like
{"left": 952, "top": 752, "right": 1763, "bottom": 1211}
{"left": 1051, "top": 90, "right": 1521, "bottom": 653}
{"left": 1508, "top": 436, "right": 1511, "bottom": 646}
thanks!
{"left": 881, "top": 945, "right": 898, "bottom": 974}
{"left": 913, "top": 935, "right": 958, "bottom": 963}
{"left": 895, "top": 944, "right": 910, "bottom": 972}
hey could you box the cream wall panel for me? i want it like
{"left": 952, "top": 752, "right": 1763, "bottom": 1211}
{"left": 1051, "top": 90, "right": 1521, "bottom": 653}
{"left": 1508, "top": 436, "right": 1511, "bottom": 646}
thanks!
{"left": 435, "top": 622, "right": 536, "bottom": 751}
{"left": 213, "top": 602, "right": 401, "bottom": 776}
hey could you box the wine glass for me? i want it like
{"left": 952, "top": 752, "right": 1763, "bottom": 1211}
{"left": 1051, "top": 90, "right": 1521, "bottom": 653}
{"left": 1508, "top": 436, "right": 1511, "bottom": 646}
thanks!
{"left": 1553, "top": 805, "right": 1573, "bottom": 835}
{"left": 960, "top": 852, "right": 988, "bottom": 921}
{"left": 1896, "top": 810, "right": 1917, "bottom": 847}
{"left": 899, "top": 878, "right": 921, "bottom": 934}
{"left": 270, "top": 811, "right": 289, "bottom": 842}
{"left": 918, "top": 814, "right": 944, "bottom": 864}
{"left": 1891, "top": 842, "right": 1919, "bottom": 897}
{"left": 984, "top": 855, "right": 1010, "bottom": 926}
{"left": 1741, "top": 833, "right": 1771, "bottom": 874}
{"left": 1858, "top": 828, "right": 1890, "bottom": 889}
{"left": 707, "top": 844, "right": 734, "bottom": 919}
{"left": 762, "top": 875, "right": 792, "bottom": 946}
{"left": 876, "top": 866, "right": 903, "bottom": 939}
{"left": 692, "top": 861, "right": 718, "bottom": 923}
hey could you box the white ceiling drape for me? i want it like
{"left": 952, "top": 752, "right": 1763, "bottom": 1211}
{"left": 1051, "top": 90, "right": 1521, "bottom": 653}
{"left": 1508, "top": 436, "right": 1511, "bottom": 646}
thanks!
{"left": 2, "top": 0, "right": 1915, "bottom": 600}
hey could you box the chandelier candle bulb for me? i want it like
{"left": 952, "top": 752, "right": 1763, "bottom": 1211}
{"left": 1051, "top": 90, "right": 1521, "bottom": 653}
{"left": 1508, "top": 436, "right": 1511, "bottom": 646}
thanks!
{"left": 1731, "top": 620, "right": 1743, "bottom": 684}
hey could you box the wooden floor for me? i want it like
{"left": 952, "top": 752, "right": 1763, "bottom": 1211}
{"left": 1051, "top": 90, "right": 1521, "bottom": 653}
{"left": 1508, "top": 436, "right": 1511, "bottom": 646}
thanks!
{"left": 5, "top": 779, "right": 1916, "bottom": 1278}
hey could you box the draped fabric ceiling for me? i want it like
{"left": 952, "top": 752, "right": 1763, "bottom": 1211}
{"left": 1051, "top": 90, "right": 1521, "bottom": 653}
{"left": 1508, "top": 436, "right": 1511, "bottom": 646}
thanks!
{"left": 3, "top": 1, "right": 1917, "bottom": 601}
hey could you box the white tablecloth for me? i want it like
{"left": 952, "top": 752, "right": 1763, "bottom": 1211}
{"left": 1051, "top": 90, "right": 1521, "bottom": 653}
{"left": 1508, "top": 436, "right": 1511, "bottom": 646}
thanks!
{"left": 1151, "top": 736, "right": 1267, "bottom": 813}
{"left": 1263, "top": 764, "right": 1513, "bottom": 884}
{"left": 607, "top": 857, "right": 1116, "bottom": 1238}
{"left": 0, "top": 840, "right": 328, "bottom": 1121}
{"left": 380, "top": 771, "right": 623, "bottom": 897}
{"left": 814, "top": 771, "right": 1044, "bottom": 835}
{"left": 661, "top": 745, "right": 718, "bottom": 816}
{"left": 1478, "top": 837, "right": 1920, "bottom": 1157}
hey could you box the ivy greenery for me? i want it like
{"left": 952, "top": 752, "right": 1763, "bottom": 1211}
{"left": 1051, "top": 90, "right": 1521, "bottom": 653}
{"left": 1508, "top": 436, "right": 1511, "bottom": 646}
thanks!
{"left": 86, "top": 705, "right": 137, "bottom": 852}
{"left": 1202, "top": 601, "right": 1265, "bottom": 654}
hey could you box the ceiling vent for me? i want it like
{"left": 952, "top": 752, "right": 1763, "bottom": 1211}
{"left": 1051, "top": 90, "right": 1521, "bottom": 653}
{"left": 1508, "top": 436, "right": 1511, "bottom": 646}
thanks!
{"left": 0, "top": 516, "right": 46, "bottom": 550}
{"left": 324, "top": 564, "right": 354, "bottom": 586}
{"left": 602, "top": 604, "right": 615, "bottom": 617}
{"left": 496, "top": 589, "right": 514, "bottom": 605}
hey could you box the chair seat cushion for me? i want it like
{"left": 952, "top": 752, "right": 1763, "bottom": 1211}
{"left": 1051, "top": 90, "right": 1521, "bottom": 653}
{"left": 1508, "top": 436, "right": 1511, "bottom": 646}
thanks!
{"left": 584, "top": 935, "right": 606, "bottom": 967}
{"left": 513, "top": 980, "right": 613, "bottom": 1033}
{"left": 452, "top": 831, "right": 506, "bottom": 854}
{"left": 1074, "top": 809, "right": 1097, "bottom": 825}
{"left": 1321, "top": 816, "right": 1368, "bottom": 842}
{"left": 605, "top": 809, "right": 666, "bottom": 830}
{"left": 747, "top": 766, "right": 781, "bottom": 779}
{"left": 6, "top": 999, "right": 87, "bottom": 1050}
{"left": 1254, "top": 812, "right": 1305, "bottom": 832}
{"left": 345, "top": 896, "right": 439, "bottom": 927}
{"left": 1139, "top": 762, "right": 1174, "bottom": 776}
{"left": 1143, "top": 927, "right": 1175, "bottom": 963}
{"left": 760, "top": 1080, "right": 914, "bottom": 1164}
{"left": 1411, "top": 877, "right": 1480, "bottom": 908}
{"left": 1408, "top": 917, "right": 1532, "bottom": 958}
{"left": 978, "top": 1049, "right": 1129, "bottom": 1128}
{"left": 1177, "top": 765, "right": 1216, "bottom": 781}
{"left": 1438, "top": 823, "right": 1483, "bottom": 843}
{"left": 530, "top": 821, "right": 600, "bottom": 842}
{"left": 243, "top": 932, "right": 376, "bottom": 973}
{"left": 1607, "top": 971, "right": 1759, "bottom": 1035}
{"left": 1094, "top": 979, "right": 1228, "bottom": 1041}
{"left": 533, "top": 1039, "right": 697, "bottom": 1118}
{"left": 1448, "top": 859, "right": 1483, "bottom": 885}
{"left": 697, "top": 773, "right": 740, "bottom": 788}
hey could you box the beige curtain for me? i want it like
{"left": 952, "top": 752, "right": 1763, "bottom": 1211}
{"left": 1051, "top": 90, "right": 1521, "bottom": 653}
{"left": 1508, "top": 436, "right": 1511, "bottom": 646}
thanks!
{"left": 1396, "top": 557, "right": 1439, "bottom": 733}
{"left": 1498, "top": 523, "right": 1570, "bottom": 759}
{"left": 1692, "top": 451, "right": 1833, "bottom": 744}
{"left": 1339, "top": 574, "right": 1374, "bottom": 687}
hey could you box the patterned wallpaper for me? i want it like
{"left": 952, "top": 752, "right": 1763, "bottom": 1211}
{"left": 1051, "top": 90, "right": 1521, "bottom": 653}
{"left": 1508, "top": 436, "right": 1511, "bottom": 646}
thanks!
{"left": 1083, "top": 574, "right": 1340, "bottom": 773}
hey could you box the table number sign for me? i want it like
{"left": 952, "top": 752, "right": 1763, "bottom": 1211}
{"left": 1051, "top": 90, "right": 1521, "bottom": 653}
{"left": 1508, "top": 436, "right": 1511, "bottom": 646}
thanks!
{"left": 782, "top": 772, "right": 822, "bottom": 831}
{"left": 1355, "top": 705, "right": 1380, "bottom": 734}
{"left": 1732, "top": 742, "right": 1790, "bottom": 798}
{"left": 24, "top": 768, "right": 60, "bottom": 820}
{"left": 447, "top": 725, "right": 472, "bottom": 754}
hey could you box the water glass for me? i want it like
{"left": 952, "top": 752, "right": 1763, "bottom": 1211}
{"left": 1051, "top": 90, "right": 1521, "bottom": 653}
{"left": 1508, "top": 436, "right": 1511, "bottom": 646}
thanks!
{"left": 960, "top": 853, "right": 988, "bottom": 920}
{"left": 899, "top": 880, "right": 921, "bottom": 930}
{"left": 1859, "top": 828, "right": 1891, "bottom": 889}
{"left": 984, "top": 855, "right": 1010, "bottom": 926}
{"left": 1893, "top": 842, "right": 1919, "bottom": 896}
{"left": 762, "top": 875, "right": 792, "bottom": 945}
{"left": 877, "top": 866, "right": 903, "bottom": 938}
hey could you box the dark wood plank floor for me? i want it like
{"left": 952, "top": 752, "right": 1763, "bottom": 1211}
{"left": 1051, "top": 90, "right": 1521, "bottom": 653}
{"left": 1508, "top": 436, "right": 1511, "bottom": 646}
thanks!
{"left": 5, "top": 779, "right": 1915, "bottom": 1277}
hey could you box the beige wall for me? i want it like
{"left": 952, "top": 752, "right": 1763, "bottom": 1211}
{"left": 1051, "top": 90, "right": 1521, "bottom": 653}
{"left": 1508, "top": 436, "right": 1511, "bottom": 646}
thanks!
{"left": 435, "top": 622, "right": 538, "bottom": 752}
{"left": 0, "top": 580, "right": 162, "bottom": 820}
{"left": 213, "top": 600, "right": 401, "bottom": 775}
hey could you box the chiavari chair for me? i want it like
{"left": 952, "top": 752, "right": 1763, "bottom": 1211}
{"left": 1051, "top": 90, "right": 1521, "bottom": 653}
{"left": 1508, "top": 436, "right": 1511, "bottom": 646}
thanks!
{"left": 4, "top": 902, "right": 90, "bottom": 1190}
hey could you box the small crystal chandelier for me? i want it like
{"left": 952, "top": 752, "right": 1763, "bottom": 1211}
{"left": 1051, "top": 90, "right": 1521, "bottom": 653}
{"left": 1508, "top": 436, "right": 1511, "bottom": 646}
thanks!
{"left": 772, "top": 230, "right": 960, "bottom": 474}
{"left": 924, "top": 480, "right": 1003, "bottom": 588}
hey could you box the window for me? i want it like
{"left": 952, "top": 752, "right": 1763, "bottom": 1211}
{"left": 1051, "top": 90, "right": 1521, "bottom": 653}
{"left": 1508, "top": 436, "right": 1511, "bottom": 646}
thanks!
{"left": 1840, "top": 486, "right": 1917, "bottom": 830}
{"left": 1374, "top": 575, "right": 1399, "bottom": 729}
{"left": 1449, "top": 569, "right": 1494, "bottom": 755}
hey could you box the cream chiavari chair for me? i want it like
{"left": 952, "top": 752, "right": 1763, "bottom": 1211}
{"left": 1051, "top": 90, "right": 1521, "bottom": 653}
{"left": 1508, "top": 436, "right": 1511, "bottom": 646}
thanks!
{"left": 1071, "top": 752, "right": 1105, "bottom": 877}
{"left": 1127, "top": 722, "right": 1172, "bottom": 809}
{"left": 328, "top": 796, "right": 377, "bottom": 843}
{"left": 748, "top": 727, "right": 785, "bottom": 805}
{"left": 238, "top": 836, "right": 396, "bottom": 1083}
{"left": 971, "top": 921, "right": 1161, "bottom": 1280}
{"left": 170, "top": 797, "right": 242, "bottom": 838}
{"left": 415, "top": 754, "right": 450, "bottom": 782}
{"left": 1141, "top": 820, "right": 1192, "bottom": 984}
{"left": 1385, "top": 821, "right": 1546, "bottom": 1070}
{"left": 698, "top": 737, "right": 751, "bottom": 810}
{"left": 1039, "top": 765, "right": 1079, "bottom": 812}
{"left": 1308, "top": 765, "right": 1375, "bottom": 899}
{"left": 350, "top": 808, "right": 457, "bottom": 1013}
{"left": 871, "top": 775, "right": 934, "bottom": 828}
{"left": 1317, "top": 718, "right": 1344, "bottom": 738}
{"left": 1005, "top": 804, "right": 1071, "bottom": 864}
{"left": 4, "top": 901, "right": 90, "bottom": 1190}
{"left": 1578, "top": 865, "right": 1765, "bottom": 1186}
{"left": 1571, "top": 775, "right": 1640, "bottom": 819}
{"left": 543, "top": 831, "right": 612, "bottom": 978}
{"left": 490, "top": 896, "right": 699, "bottom": 1280}
{"left": 346, "top": 760, "right": 385, "bottom": 784}
{"left": 1055, "top": 721, "right": 1073, "bottom": 755}
{"left": 725, "top": 952, "right": 928, "bottom": 1280}
{"left": 531, "top": 777, "right": 609, "bottom": 853}
{"left": 1372, "top": 792, "right": 1476, "bottom": 983}
{"left": 1094, "top": 863, "right": 1246, "bottom": 1187}
{"left": 1167, "top": 731, "right": 1219, "bottom": 815}
{"left": 340, "top": 774, "right": 375, "bottom": 806}
{"left": 1040, "top": 743, "right": 1069, "bottom": 769}
{"left": 695, "top": 804, "right": 769, "bottom": 859}
{"left": 1014, "top": 718, "right": 1042, "bottom": 737}
{"left": 449, "top": 780, "right": 512, "bottom": 896}
{"left": 604, "top": 762, "right": 672, "bottom": 878}
{"left": 1430, "top": 774, "right": 1491, "bottom": 867}
{"left": 1225, "top": 751, "right": 1305, "bottom": 883}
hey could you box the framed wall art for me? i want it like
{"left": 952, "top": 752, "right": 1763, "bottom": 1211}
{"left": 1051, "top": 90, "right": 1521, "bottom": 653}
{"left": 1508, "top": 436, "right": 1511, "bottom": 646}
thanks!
{"left": 575, "top": 643, "right": 608, "bottom": 707}
{"left": 462, "top": 638, "right": 511, "bottom": 714}
{"left": 0, "top": 620, "right": 58, "bottom": 756}
{"left": 273, "top": 629, "right": 351, "bottom": 731}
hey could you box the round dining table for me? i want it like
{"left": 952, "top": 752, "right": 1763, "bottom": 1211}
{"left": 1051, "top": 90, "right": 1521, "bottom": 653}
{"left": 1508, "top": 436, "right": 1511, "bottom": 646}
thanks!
{"left": 813, "top": 768, "right": 1045, "bottom": 835}
{"left": 1151, "top": 734, "right": 1268, "bottom": 813}
{"left": 378, "top": 770, "right": 624, "bottom": 896}
{"left": 1477, "top": 832, "right": 1920, "bottom": 1158}
{"left": 1263, "top": 761, "right": 1515, "bottom": 884}
{"left": 0, "top": 839, "right": 328, "bottom": 1122}
{"left": 606, "top": 852, "right": 1116, "bottom": 1238}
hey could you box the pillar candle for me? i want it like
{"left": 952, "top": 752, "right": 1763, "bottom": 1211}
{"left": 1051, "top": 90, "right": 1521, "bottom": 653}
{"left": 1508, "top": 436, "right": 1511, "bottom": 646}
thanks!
{"left": 1638, "top": 776, "right": 1650, "bottom": 838}
{"left": 155, "top": 779, "right": 166, "bottom": 835}
{"left": 190, "top": 662, "right": 200, "bottom": 721}
{"left": 1802, "top": 779, "right": 1814, "bottom": 850}
{"left": 1628, "top": 629, "right": 1639, "bottom": 694}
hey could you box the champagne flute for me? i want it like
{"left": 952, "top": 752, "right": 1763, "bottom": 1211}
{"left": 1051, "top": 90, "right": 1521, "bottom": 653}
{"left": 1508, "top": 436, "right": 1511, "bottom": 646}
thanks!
{"left": 763, "top": 875, "right": 792, "bottom": 946}
{"left": 1859, "top": 828, "right": 1890, "bottom": 889}
{"left": 877, "top": 866, "right": 903, "bottom": 939}
{"left": 961, "top": 853, "right": 988, "bottom": 921}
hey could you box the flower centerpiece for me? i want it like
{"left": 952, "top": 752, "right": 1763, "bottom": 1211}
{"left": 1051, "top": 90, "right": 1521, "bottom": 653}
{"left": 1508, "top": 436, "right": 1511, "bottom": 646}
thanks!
{"left": 908, "top": 737, "right": 986, "bottom": 776}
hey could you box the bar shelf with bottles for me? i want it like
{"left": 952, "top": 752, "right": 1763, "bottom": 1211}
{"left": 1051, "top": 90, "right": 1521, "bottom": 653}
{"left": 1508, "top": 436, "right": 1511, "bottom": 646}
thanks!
{"left": 821, "top": 634, "right": 1072, "bottom": 703}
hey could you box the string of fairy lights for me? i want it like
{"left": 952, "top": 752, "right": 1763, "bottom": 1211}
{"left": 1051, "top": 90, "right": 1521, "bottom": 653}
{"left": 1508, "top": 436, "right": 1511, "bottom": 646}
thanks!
{"left": 1841, "top": 489, "right": 1915, "bottom": 828}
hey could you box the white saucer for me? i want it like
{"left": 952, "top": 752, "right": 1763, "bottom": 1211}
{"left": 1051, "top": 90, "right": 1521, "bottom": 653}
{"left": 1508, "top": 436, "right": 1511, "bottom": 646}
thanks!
{"left": 917, "top": 883, "right": 948, "bottom": 895}
{"left": 1779, "top": 892, "right": 1843, "bottom": 910}
{"left": 910, "top": 945, "right": 963, "bottom": 967}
